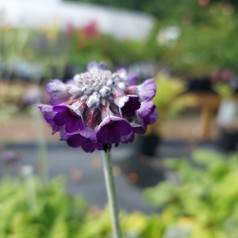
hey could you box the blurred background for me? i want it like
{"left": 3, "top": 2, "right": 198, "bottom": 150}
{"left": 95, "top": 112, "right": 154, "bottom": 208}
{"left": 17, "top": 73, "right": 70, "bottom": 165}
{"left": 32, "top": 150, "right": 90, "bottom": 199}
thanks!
{"left": 0, "top": 0, "right": 238, "bottom": 237}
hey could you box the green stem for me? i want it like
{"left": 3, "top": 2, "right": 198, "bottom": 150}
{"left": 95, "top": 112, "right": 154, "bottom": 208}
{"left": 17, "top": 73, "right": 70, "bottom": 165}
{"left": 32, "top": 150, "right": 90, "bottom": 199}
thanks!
{"left": 21, "top": 165, "right": 37, "bottom": 210}
{"left": 102, "top": 149, "right": 122, "bottom": 238}
{"left": 33, "top": 107, "right": 48, "bottom": 186}
{"left": 26, "top": 174, "right": 37, "bottom": 210}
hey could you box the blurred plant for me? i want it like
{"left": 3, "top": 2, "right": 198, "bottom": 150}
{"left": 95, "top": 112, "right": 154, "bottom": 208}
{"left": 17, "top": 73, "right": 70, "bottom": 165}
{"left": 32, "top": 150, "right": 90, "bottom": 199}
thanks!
{"left": 0, "top": 103, "right": 18, "bottom": 123}
{"left": 211, "top": 69, "right": 235, "bottom": 100}
{"left": 0, "top": 177, "right": 167, "bottom": 238}
{"left": 213, "top": 82, "right": 234, "bottom": 100}
{"left": 153, "top": 74, "right": 184, "bottom": 117}
{"left": 68, "top": 25, "right": 152, "bottom": 68}
{"left": 148, "top": 2, "right": 238, "bottom": 76}
{"left": 210, "top": 69, "right": 233, "bottom": 83}
{"left": 0, "top": 83, "right": 26, "bottom": 104}
{"left": 0, "top": 25, "right": 29, "bottom": 63}
{"left": 0, "top": 83, "right": 20, "bottom": 127}
{"left": 3, "top": 149, "right": 238, "bottom": 238}
{"left": 144, "top": 149, "right": 238, "bottom": 237}
{"left": 0, "top": 18, "right": 68, "bottom": 82}
{"left": 0, "top": 178, "right": 88, "bottom": 238}
{"left": 82, "top": 21, "right": 99, "bottom": 38}
{"left": 149, "top": 73, "right": 196, "bottom": 136}
{"left": 23, "top": 86, "right": 44, "bottom": 105}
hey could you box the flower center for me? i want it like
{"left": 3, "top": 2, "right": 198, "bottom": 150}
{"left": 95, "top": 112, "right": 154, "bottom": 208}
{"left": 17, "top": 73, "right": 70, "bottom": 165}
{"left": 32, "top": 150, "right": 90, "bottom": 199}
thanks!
{"left": 71, "top": 68, "right": 128, "bottom": 108}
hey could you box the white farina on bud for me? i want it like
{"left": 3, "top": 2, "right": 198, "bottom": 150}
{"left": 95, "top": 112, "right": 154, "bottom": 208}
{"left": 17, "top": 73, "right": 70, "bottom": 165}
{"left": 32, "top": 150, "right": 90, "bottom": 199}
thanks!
{"left": 68, "top": 67, "right": 128, "bottom": 110}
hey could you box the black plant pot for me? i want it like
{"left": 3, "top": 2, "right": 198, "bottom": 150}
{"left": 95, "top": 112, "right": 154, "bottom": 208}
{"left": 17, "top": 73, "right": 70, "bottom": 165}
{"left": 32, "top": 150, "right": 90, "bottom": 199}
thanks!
{"left": 186, "top": 77, "right": 215, "bottom": 93}
{"left": 137, "top": 134, "right": 161, "bottom": 157}
{"left": 217, "top": 128, "right": 238, "bottom": 152}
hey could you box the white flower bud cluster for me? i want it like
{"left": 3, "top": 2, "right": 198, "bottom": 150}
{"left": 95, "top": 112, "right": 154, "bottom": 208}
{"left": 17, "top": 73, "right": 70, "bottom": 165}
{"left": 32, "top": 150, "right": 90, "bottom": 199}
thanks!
{"left": 69, "top": 68, "right": 128, "bottom": 108}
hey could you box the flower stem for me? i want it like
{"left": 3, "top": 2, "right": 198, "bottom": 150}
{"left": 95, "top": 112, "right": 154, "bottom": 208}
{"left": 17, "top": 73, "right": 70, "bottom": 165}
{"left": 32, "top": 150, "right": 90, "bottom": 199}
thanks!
{"left": 26, "top": 173, "right": 37, "bottom": 210}
{"left": 21, "top": 165, "right": 37, "bottom": 210}
{"left": 102, "top": 149, "right": 122, "bottom": 238}
{"left": 33, "top": 106, "right": 48, "bottom": 187}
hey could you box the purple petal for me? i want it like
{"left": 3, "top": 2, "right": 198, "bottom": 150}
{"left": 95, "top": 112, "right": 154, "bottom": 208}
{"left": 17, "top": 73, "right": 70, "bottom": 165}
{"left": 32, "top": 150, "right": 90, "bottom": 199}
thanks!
{"left": 53, "top": 111, "right": 69, "bottom": 126}
{"left": 121, "top": 131, "right": 135, "bottom": 144}
{"left": 59, "top": 127, "right": 67, "bottom": 140}
{"left": 53, "top": 105, "right": 84, "bottom": 133}
{"left": 128, "top": 72, "right": 138, "bottom": 86}
{"left": 116, "top": 68, "right": 127, "bottom": 74}
{"left": 66, "top": 79, "right": 74, "bottom": 85}
{"left": 131, "top": 122, "right": 146, "bottom": 134}
{"left": 96, "top": 116, "right": 132, "bottom": 144}
{"left": 87, "top": 61, "right": 109, "bottom": 71}
{"left": 46, "top": 80, "right": 71, "bottom": 105}
{"left": 65, "top": 119, "right": 82, "bottom": 133}
{"left": 98, "top": 62, "right": 109, "bottom": 70}
{"left": 67, "top": 129, "right": 97, "bottom": 153}
{"left": 38, "top": 104, "right": 59, "bottom": 133}
{"left": 138, "top": 78, "right": 156, "bottom": 101}
{"left": 137, "top": 101, "right": 158, "bottom": 125}
{"left": 38, "top": 104, "right": 54, "bottom": 124}
{"left": 119, "top": 95, "right": 141, "bottom": 118}
{"left": 53, "top": 105, "right": 69, "bottom": 113}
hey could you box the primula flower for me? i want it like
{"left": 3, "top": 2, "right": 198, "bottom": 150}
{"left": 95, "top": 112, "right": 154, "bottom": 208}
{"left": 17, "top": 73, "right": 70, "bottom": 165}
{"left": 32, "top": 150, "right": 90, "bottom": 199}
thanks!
{"left": 38, "top": 62, "right": 157, "bottom": 152}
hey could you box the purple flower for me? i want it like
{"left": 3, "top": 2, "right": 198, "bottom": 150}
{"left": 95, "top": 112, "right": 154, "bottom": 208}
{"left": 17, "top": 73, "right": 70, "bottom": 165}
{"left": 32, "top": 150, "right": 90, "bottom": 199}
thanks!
{"left": 126, "top": 78, "right": 156, "bottom": 101}
{"left": 38, "top": 62, "right": 157, "bottom": 152}
{"left": 137, "top": 101, "right": 157, "bottom": 125}
{"left": 118, "top": 95, "right": 141, "bottom": 118}
{"left": 128, "top": 72, "right": 138, "bottom": 86}
{"left": 67, "top": 128, "right": 97, "bottom": 152}
{"left": 38, "top": 104, "right": 59, "bottom": 133}
{"left": 116, "top": 68, "right": 138, "bottom": 86}
{"left": 53, "top": 105, "right": 84, "bottom": 133}
{"left": 46, "top": 80, "right": 71, "bottom": 105}
{"left": 96, "top": 116, "right": 132, "bottom": 144}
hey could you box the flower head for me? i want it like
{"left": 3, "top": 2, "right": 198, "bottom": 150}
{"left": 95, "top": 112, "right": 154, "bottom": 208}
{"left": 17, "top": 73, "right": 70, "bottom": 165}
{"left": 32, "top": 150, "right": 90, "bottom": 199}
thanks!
{"left": 38, "top": 62, "right": 157, "bottom": 152}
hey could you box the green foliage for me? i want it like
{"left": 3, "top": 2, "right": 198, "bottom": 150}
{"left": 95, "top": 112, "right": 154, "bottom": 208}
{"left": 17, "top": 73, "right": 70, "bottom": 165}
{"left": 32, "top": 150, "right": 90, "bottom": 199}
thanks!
{"left": 153, "top": 74, "right": 196, "bottom": 121}
{"left": 150, "top": 3, "right": 238, "bottom": 75}
{"left": 68, "top": 31, "right": 151, "bottom": 68}
{"left": 144, "top": 150, "right": 238, "bottom": 237}
{"left": 213, "top": 83, "right": 234, "bottom": 100}
{"left": 0, "top": 178, "right": 167, "bottom": 238}
{"left": 0, "top": 178, "right": 88, "bottom": 238}
{"left": 2, "top": 153, "right": 238, "bottom": 238}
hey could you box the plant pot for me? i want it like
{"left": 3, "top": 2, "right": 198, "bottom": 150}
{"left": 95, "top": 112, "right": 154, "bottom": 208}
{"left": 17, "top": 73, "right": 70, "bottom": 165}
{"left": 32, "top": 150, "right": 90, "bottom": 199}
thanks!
{"left": 136, "top": 134, "right": 161, "bottom": 157}
{"left": 217, "top": 128, "right": 238, "bottom": 151}
{"left": 186, "top": 77, "right": 215, "bottom": 93}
